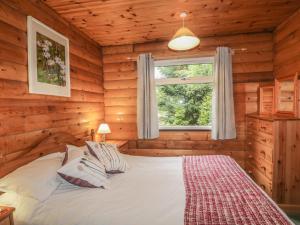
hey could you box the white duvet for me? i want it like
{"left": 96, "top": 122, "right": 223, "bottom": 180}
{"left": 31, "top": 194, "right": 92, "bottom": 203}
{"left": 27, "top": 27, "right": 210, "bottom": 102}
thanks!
{"left": 1, "top": 155, "right": 185, "bottom": 225}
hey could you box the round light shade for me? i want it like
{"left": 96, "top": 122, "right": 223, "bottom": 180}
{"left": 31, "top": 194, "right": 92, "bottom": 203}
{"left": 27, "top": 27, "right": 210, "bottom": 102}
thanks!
{"left": 168, "top": 27, "right": 200, "bottom": 51}
{"left": 97, "top": 123, "right": 111, "bottom": 134}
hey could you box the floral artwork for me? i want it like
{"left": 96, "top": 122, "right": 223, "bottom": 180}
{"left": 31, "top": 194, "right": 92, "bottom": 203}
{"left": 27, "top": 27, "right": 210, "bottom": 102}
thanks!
{"left": 36, "top": 32, "right": 66, "bottom": 87}
{"left": 27, "top": 16, "right": 70, "bottom": 97}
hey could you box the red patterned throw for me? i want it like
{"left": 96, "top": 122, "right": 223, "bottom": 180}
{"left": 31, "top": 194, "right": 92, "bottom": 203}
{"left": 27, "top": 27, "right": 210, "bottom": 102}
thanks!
{"left": 183, "top": 155, "right": 292, "bottom": 225}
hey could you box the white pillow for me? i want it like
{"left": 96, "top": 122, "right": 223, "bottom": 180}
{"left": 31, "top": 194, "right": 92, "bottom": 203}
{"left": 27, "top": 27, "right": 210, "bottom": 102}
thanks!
{"left": 86, "top": 141, "right": 128, "bottom": 173}
{"left": 57, "top": 145, "right": 108, "bottom": 188}
{"left": 0, "top": 153, "right": 63, "bottom": 202}
{"left": 36, "top": 152, "right": 65, "bottom": 161}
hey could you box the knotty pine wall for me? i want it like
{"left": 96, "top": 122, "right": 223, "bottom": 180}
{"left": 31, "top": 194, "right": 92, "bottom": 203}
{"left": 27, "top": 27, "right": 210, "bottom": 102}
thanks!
{"left": 274, "top": 8, "right": 300, "bottom": 118}
{"left": 103, "top": 33, "right": 274, "bottom": 166}
{"left": 274, "top": 9, "right": 300, "bottom": 78}
{"left": 0, "top": 0, "right": 104, "bottom": 168}
{"left": 273, "top": 9, "right": 300, "bottom": 199}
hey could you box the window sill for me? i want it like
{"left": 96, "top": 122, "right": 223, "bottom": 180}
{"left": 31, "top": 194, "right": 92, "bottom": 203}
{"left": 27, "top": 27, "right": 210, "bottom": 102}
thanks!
{"left": 159, "top": 126, "right": 211, "bottom": 131}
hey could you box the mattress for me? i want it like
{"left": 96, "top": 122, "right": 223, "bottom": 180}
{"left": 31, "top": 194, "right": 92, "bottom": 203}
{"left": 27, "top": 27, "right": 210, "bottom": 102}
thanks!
{"left": 0, "top": 154, "right": 292, "bottom": 225}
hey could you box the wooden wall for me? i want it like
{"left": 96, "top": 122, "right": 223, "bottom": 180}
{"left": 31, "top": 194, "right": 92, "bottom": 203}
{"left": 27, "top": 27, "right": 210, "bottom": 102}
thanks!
{"left": 102, "top": 33, "right": 274, "bottom": 166}
{"left": 274, "top": 9, "right": 300, "bottom": 78}
{"left": 273, "top": 9, "right": 300, "bottom": 205}
{"left": 0, "top": 0, "right": 104, "bottom": 171}
{"left": 274, "top": 8, "right": 300, "bottom": 121}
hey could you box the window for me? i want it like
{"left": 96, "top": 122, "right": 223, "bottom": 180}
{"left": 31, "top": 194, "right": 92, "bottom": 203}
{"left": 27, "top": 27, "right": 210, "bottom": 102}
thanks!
{"left": 155, "top": 57, "right": 214, "bottom": 130}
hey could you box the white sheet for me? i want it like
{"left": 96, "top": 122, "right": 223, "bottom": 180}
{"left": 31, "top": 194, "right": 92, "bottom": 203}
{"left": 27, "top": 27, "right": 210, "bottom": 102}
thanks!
{"left": 5, "top": 155, "right": 185, "bottom": 225}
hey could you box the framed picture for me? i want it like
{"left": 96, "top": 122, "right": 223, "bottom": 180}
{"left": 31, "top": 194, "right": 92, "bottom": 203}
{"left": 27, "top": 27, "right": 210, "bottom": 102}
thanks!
{"left": 27, "top": 16, "right": 70, "bottom": 97}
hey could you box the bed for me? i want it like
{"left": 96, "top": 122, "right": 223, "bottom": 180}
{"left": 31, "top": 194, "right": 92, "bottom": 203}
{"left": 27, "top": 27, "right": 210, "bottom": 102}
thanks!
{"left": 0, "top": 133, "right": 293, "bottom": 225}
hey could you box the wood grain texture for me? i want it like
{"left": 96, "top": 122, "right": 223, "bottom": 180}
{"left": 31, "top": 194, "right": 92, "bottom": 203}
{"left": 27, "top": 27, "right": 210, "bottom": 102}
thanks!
{"left": 0, "top": 132, "right": 87, "bottom": 177}
{"left": 43, "top": 0, "right": 300, "bottom": 46}
{"left": 0, "top": 0, "right": 104, "bottom": 173}
{"left": 274, "top": 9, "right": 300, "bottom": 78}
{"left": 245, "top": 114, "right": 300, "bottom": 204}
{"left": 102, "top": 33, "right": 275, "bottom": 166}
{"left": 274, "top": 8, "right": 300, "bottom": 119}
{"left": 282, "top": 120, "right": 300, "bottom": 204}
{"left": 0, "top": 206, "right": 14, "bottom": 225}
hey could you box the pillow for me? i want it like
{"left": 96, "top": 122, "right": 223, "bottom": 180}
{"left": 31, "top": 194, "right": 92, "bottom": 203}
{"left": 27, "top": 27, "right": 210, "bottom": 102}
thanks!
{"left": 86, "top": 141, "right": 128, "bottom": 173}
{"left": 57, "top": 145, "right": 108, "bottom": 188}
{"left": 36, "top": 152, "right": 65, "bottom": 161}
{"left": 0, "top": 153, "right": 63, "bottom": 202}
{"left": 61, "top": 145, "right": 84, "bottom": 165}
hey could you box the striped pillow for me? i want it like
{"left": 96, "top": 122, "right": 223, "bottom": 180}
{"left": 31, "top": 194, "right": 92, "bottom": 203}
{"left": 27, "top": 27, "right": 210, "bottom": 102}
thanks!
{"left": 57, "top": 145, "right": 108, "bottom": 188}
{"left": 86, "top": 141, "right": 128, "bottom": 173}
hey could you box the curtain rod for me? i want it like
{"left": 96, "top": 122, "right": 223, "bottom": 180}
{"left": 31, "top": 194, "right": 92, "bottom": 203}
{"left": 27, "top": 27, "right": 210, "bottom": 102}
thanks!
{"left": 231, "top": 48, "right": 248, "bottom": 55}
{"left": 232, "top": 48, "right": 248, "bottom": 52}
{"left": 216, "top": 47, "right": 248, "bottom": 54}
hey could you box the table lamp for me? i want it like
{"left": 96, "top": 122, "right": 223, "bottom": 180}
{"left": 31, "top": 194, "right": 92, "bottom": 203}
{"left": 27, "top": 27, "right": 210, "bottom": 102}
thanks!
{"left": 97, "top": 123, "right": 111, "bottom": 142}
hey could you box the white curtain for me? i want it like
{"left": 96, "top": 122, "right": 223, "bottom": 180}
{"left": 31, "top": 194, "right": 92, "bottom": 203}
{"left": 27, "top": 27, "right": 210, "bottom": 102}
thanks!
{"left": 211, "top": 47, "right": 236, "bottom": 140}
{"left": 137, "top": 53, "right": 159, "bottom": 139}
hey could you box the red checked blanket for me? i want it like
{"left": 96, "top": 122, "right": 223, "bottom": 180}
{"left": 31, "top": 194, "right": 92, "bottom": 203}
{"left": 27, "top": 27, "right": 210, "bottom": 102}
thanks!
{"left": 183, "top": 155, "right": 292, "bottom": 225}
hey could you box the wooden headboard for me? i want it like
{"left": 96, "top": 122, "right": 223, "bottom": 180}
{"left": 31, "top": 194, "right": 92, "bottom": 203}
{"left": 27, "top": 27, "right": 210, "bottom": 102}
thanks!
{"left": 0, "top": 132, "right": 87, "bottom": 178}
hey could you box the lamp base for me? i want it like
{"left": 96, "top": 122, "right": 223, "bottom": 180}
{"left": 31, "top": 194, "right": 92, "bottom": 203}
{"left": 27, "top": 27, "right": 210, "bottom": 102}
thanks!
{"left": 101, "top": 134, "right": 106, "bottom": 142}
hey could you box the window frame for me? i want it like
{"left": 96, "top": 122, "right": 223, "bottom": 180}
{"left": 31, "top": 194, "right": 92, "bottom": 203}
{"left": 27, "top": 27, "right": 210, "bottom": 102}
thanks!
{"left": 154, "top": 57, "right": 214, "bottom": 131}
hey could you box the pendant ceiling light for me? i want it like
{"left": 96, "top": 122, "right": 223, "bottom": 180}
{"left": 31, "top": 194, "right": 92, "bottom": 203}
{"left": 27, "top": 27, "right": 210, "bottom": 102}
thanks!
{"left": 168, "top": 12, "right": 200, "bottom": 51}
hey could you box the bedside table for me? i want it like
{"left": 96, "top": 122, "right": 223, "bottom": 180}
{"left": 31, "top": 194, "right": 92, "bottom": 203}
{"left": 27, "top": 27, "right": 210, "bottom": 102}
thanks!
{"left": 106, "top": 140, "right": 128, "bottom": 152}
{"left": 0, "top": 207, "right": 14, "bottom": 225}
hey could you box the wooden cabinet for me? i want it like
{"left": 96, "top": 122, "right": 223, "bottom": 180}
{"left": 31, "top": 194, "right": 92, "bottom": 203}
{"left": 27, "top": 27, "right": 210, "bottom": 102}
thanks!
{"left": 259, "top": 85, "right": 274, "bottom": 115}
{"left": 246, "top": 116, "right": 276, "bottom": 198}
{"left": 246, "top": 114, "right": 300, "bottom": 205}
{"left": 274, "top": 74, "right": 298, "bottom": 117}
{"left": 0, "top": 207, "right": 14, "bottom": 225}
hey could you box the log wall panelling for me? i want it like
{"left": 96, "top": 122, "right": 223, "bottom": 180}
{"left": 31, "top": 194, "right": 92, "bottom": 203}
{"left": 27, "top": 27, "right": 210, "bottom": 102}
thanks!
{"left": 273, "top": 9, "right": 300, "bottom": 205}
{"left": 102, "top": 32, "right": 274, "bottom": 166}
{"left": 274, "top": 9, "right": 300, "bottom": 123}
{"left": 0, "top": 0, "right": 104, "bottom": 172}
{"left": 274, "top": 9, "right": 300, "bottom": 77}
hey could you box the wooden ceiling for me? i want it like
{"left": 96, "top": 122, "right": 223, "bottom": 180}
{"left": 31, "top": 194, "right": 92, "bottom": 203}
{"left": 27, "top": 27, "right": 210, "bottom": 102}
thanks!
{"left": 43, "top": 0, "right": 300, "bottom": 46}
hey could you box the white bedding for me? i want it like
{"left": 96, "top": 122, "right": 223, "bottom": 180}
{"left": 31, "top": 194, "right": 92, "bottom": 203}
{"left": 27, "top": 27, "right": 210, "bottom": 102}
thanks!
{"left": 2, "top": 155, "right": 185, "bottom": 225}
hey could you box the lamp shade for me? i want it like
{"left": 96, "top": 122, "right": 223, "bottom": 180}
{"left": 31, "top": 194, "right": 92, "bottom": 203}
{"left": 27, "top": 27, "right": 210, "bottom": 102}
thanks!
{"left": 168, "top": 27, "right": 200, "bottom": 51}
{"left": 97, "top": 123, "right": 111, "bottom": 134}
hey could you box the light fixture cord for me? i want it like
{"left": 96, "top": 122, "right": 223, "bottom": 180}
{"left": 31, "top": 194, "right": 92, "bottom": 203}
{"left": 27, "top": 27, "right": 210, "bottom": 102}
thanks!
{"left": 182, "top": 16, "right": 185, "bottom": 27}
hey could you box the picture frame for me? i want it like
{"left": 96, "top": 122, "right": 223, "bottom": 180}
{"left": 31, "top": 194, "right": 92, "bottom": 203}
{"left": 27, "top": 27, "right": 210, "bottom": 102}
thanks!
{"left": 27, "top": 16, "right": 70, "bottom": 97}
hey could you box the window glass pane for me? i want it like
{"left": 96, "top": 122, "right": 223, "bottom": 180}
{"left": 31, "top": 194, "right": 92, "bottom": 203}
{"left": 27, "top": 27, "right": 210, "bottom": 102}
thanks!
{"left": 156, "top": 83, "right": 212, "bottom": 127}
{"left": 155, "top": 63, "right": 213, "bottom": 79}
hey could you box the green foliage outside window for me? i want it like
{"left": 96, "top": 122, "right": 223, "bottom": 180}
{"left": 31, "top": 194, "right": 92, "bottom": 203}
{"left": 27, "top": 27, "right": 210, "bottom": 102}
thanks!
{"left": 156, "top": 64, "right": 213, "bottom": 127}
